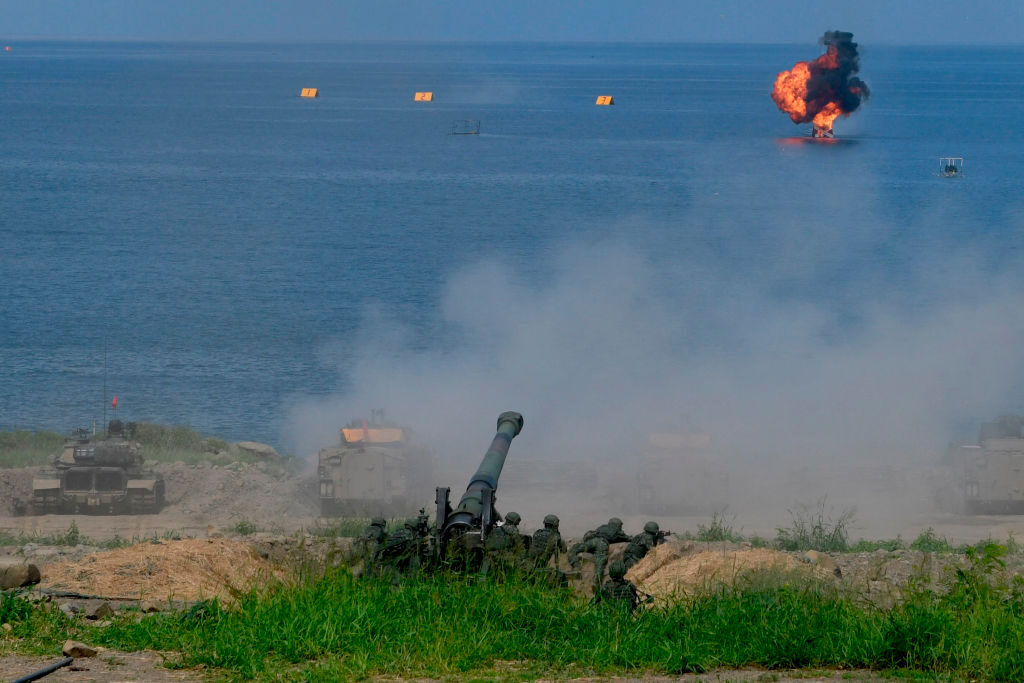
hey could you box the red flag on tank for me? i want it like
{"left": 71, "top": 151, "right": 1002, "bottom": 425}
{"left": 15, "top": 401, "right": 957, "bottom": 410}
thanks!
{"left": 112, "top": 395, "right": 118, "bottom": 408}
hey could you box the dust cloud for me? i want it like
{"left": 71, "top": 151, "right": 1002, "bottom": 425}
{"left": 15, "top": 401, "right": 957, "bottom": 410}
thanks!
{"left": 283, "top": 191, "right": 1024, "bottom": 537}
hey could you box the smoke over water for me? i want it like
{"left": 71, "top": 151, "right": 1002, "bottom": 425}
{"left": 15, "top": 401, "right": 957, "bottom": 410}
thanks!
{"left": 772, "top": 31, "right": 870, "bottom": 133}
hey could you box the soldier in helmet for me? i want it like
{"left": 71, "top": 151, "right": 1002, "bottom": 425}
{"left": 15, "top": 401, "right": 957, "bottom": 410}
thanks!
{"left": 500, "top": 511, "right": 525, "bottom": 553}
{"left": 594, "top": 517, "right": 631, "bottom": 544}
{"left": 569, "top": 517, "right": 631, "bottom": 592}
{"left": 596, "top": 560, "right": 649, "bottom": 613}
{"left": 623, "top": 521, "right": 666, "bottom": 569}
{"left": 528, "top": 514, "right": 567, "bottom": 569}
{"left": 377, "top": 517, "right": 422, "bottom": 578}
{"left": 357, "top": 517, "right": 389, "bottom": 566}
{"left": 483, "top": 511, "right": 526, "bottom": 576}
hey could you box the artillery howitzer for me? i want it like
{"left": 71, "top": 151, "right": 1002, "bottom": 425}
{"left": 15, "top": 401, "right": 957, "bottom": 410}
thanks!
{"left": 434, "top": 411, "right": 524, "bottom": 569}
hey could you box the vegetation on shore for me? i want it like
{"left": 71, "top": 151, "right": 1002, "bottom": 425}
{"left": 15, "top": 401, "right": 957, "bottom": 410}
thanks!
{"left": 0, "top": 521, "right": 185, "bottom": 549}
{"left": 0, "top": 430, "right": 64, "bottom": 467}
{"left": 1, "top": 540, "right": 1022, "bottom": 681}
{"left": 0, "top": 424, "right": 299, "bottom": 471}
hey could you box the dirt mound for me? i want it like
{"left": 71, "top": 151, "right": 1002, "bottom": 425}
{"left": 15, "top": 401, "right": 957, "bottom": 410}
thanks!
{"left": 156, "top": 462, "right": 318, "bottom": 526}
{"left": 626, "top": 542, "right": 827, "bottom": 600}
{"left": 0, "top": 469, "right": 35, "bottom": 514}
{"left": 41, "top": 538, "right": 286, "bottom": 602}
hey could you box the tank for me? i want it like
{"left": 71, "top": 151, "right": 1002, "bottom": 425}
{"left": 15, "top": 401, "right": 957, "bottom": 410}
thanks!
{"left": 950, "top": 415, "right": 1024, "bottom": 514}
{"left": 30, "top": 421, "right": 165, "bottom": 514}
{"left": 317, "top": 411, "right": 433, "bottom": 517}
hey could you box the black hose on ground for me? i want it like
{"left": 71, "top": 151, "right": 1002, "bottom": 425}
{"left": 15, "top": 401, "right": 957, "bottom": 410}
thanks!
{"left": 8, "top": 656, "right": 74, "bottom": 683}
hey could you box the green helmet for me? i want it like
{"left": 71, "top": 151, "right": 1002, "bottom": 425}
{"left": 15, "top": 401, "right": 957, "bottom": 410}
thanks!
{"left": 504, "top": 511, "right": 521, "bottom": 525}
{"left": 608, "top": 517, "right": 623, "bottom": 529}
{"left": 608, "top": 561, "right": 626, "bottom": 578}
{"left": 371, "top": 517, "right": 387, "bottom": 527}
{"left": 643, "top": 521, "right": 660, "bottom": 534}
{"left": 543, "top": 514, "right": 559, "bottom": 528}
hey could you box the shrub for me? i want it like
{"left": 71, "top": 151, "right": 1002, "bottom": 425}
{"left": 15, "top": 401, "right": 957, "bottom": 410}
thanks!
{"left": 775, "top": 497, "right": 854, "bottom": 552}
{"left": 695, "top": 509, "right": 744, "bottom": 543}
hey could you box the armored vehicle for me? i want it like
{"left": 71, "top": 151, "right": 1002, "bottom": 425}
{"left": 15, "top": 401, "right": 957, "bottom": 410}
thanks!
{"left": 949, "top": 415, "right": 1024, "bottom": 514}
{"left": 30, "top": 421, "right": 165, "bottom": 514}
{"left": 317, "top": 412, "right": 432, "bottom": 517}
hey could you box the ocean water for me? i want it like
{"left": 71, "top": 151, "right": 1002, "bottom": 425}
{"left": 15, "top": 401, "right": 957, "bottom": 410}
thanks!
{"left": 2, "top": 41, "right": 1023, "bottom": 451}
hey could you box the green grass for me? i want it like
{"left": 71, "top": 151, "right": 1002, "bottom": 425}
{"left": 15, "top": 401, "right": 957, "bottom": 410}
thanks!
{"left": 0, "top": 543, "right": 1003, "bottom": 681}
{"left": 0, "top": 522, "right": 187, "bottom": 549}
{"left": 0, "top": 423, "right": 301, "bottom": 473}
{"left": 775, "top": 498, "right": 855, "bottom": 552}
{"left": 0, "top": 521, "right": 88, "bottom": 547}
{"left": 909, "top": 528, "right": 954, "bottom": 553}
{"left": 0, "top": 429, "right": 64, "bottom": 467}
{"left": 694, "top": 509, "right": 745, "bottom": 543}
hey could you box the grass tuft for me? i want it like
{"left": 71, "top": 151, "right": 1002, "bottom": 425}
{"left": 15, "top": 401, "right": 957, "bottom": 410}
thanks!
{"left": 695, "top": 509, "right": 744, "bottom": 543}
{"left": 775, "top": 497, "right": 854, "bottom": 552}
{"left": 909, "top": 528, "right": 953, "bottom": 553}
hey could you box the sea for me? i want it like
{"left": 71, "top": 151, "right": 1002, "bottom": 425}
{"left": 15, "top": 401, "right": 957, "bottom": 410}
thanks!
{"left": 2, "top": 41, "right": 1024, "bottom": 455}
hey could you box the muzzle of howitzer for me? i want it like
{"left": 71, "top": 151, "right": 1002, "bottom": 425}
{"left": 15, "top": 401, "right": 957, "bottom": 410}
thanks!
{"left": 437, "top": 411, "right": 524, "bottom": 553}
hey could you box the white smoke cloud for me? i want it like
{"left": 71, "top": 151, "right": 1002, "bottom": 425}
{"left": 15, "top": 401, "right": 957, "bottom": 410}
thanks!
{"left": 283, "top": 201, "right": 1024, "bottom": 534}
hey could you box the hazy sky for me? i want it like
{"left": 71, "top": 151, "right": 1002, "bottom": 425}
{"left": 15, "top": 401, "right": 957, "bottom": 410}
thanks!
{"left": 1, "top": 0, "right": 1021, "bottom": 44}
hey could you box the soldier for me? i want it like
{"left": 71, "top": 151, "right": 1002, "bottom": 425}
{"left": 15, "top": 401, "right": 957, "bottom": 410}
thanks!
{"left": 528, "top": 514, "right": 567, "bottom": 569}
{"left": 596, "top": 560, "right": 650, "bottom": 613}
{"left": 413, "top": 508, "right": 434, "bottom": 565}
{"left": 500, "top": 511, "right": 525, "bottom": 553}
{"left": 623, "top": 521, "right": 665, "bottom": 569}
{"left": 569, "top": 517, "right": 631, "bottom": 592}
{"left": 483, "top": 511, "right": 525, "bottom": 576}
{"left": 414, "top": 507, "right": 432, "bottom": 539}
{"left": 593, "top": 517, "right": 631, "bottom": 544}
{"left": 356, "top": 517, "right": 388, "bottom": 564}
{"left": 376, "top": 517, "right": 422, "bottom": 577}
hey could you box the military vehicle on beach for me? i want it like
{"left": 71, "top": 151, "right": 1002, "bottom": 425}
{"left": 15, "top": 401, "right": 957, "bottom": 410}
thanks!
{"left": 29, "top": 420, "right": 165, "bottom": 514}
{"left": 317, "top": 411, "right": 433, "bottom": 517}
{"left": 947, "top": 414, "right": 1024, "bottom": 514}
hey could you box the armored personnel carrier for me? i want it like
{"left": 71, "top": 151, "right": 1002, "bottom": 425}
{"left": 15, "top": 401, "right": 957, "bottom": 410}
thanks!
{"left": 30, "top": 421, "right": 165, "bottom": 514}
{"left": 947, "top": 415, "right": 1024, "bottom": 514}
{"left": 317, "top": 411, "right": 432, "bottom": 517}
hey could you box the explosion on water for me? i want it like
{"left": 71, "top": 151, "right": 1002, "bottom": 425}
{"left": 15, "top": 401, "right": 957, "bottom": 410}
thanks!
{"left": 771, "top": 31, "right": 870, "bottom": 138}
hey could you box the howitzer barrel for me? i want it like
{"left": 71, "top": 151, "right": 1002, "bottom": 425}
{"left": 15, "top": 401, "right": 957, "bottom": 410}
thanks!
{"left": 441, "top": 411, "right": 524, "bottom": 539}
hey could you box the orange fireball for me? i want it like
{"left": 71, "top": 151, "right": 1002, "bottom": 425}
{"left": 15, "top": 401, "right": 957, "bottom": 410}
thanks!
{"left": 771, "top": 31, "right": 870, "bottom": 135}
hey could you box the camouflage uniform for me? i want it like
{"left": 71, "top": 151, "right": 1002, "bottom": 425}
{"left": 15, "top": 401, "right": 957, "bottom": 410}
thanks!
{"left": 597, "top": 561, "right": 644, "bottom": 613}
{"left": 357, "top": 517, "right": 388, "bottom": 565}
{"left": 377, "top": 518, "right": 422, "bottom": 576}
{"left": 593, "top": 517, "right": 631, "bottom": 545}
{"left": 414, "top": 508, "right": 432, "bottom": 540}
{"left": 528, "top": 514, "right": 567, "bottom": 569}
{"left": 483, "top": 511, "right": 525, "bottom": 576}
{"left": 569, "top": 518, "right": 630, "bottom": 591}
{"left": 623, "top": 521, "right": 663, "bottom": 569}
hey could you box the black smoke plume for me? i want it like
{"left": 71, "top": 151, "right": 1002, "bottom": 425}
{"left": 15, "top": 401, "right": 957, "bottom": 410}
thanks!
{"left": 808, "top": 30, "right": 870, "bottom": 117}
